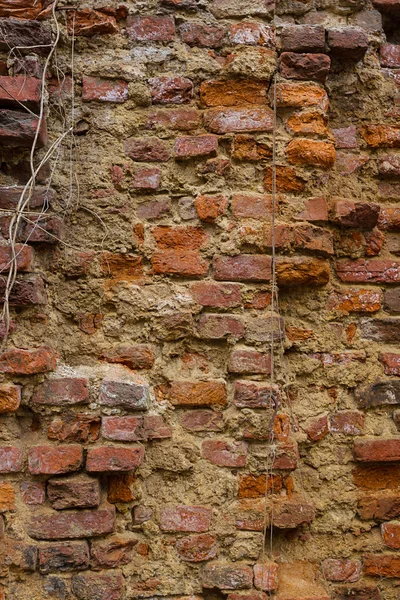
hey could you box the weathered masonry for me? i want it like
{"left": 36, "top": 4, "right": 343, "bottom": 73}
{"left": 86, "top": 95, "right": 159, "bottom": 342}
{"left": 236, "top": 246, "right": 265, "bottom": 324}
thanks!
{"left": 0, "top": 0, "right": 400, "bottom": 599}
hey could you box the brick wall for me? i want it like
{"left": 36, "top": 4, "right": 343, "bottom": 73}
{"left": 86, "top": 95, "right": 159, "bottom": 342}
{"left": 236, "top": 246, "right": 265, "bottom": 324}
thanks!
{"left": 0, "top": 0, "right": 399, "bottom": 599}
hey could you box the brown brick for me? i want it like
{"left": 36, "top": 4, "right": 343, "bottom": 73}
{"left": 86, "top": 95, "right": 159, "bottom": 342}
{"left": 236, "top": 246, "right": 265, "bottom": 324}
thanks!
{"left": 202, "top": 563, "right": 253, "bottom": 589}
{"left": 146, "top": 108, "right": 200, "bottom": 131}
{"left": 362, "top": 124, "right": 400, "bottom": 148}
{"left": 332, "top": 199, "right": 380, "bottom": 229}
{"left": 0, "top": 483, "right": 15, "bottom": 512}
{"left": 326, "top": 289, "right": 382, "bottom": 313}
{"left": 381, "top": 353, "right": 400, "bottom": 375}
{"left": 0, "top": 109, "right": 47, "bottom": 147}
{"left": 200, "top": 80, "right": 268, "bottom": 107}
{"left": 382, "top": 521, "right": 400, "bottom": 549}
{"left": 280, "top": 53, "right": 330, "bottom": 82}
{"left": 228, "top": 22, "right": 274, "bottom": 47}
{"left": 180, "top": 410, "right": 223, "bottom": 432}
{"left": 202, "top": 440, "right": 248, "bottom": 467}
{"left": 99, "top": 378, "right": 150, "bottom": 410}
{"left": 276, "top": 83, "right": 329, "bottom": 110}
{"left": 168, "top": 380, "right": 227, "bottom": 407}
{"left": 360, "top": 319, "right": 400, "bottom": 343}
{"left": 253, "top": 562, "right": 278, "bottom": 592}
{"left": 174, "top": 135, "right": 218, "bottom": 159}
{"left": 229, "top": 348, "right": 271, "bottom": 374}
{"left": 363, "top": 554, "right": 400, "bottom": 578}
{"left": 38, "top": 541, "right": 89, "bottom": 574}
{"left": 91, "top": 534, "right": 139, "bottom": 569}
{"left": 191, "top": 282, "right": 242, "bottom": 308}
{"left": 281, "top": 25, "right": 326, "bottom": 52}
{"left": 179, "top": 22, "right": 225, "bottom": 47}
{"left": 214, "top": 255, "right": 271, "bottom": 282}
{"left": 286, "top": 138, "right": 336, "bottom": 169}
{"left": 195, "top": 194, "right": 229, "bottom": 222}
{"left": 238, "top": 474, "right": 283, "bottom": 499}
{"left": 276, "top": 257, "right": 330, "bottom": 287}
{"left": 358, "top": 491, "right": 400, "bottom": 520}
{"left": 48, "top": 475, "right": 100, "bottom": 510}
{"left": 356, "top": 380, "right": 400, "bottom": 408}
{"left": 149, "top": 76, "right": 193, "bottom": 104}
{"left": 68, "top": 9, "right": 117, "bottom": 36}
{"left": 264, "top": 165, "right": 306, "bottom": 193}
{"left": 124, "top": 137, "right": 170, "bottom": 162}
{"left": 71, "top": 571, "right": 123, "bottom": 600}
{"left": 328, "top": 27, "right": 369, "bottom": 61}
{"left": 48, "top": 414, "right": 100, "bottom": 443}
{"left": 234, "top": 381, "right": 279, "bottom": 409}
{"left": 197, "top": 314, "right": 244, "bottom": 339}
{"left": 330, "top": 411, "right": 365, "bottom": 435}
{"left": 101, "top": 345, "right": 155, "bottom": 370}
{"left": 21, "top": 481, "right": 45, "bottom": 505}
{"left": 385, "top": 288, "right": 400, "bottom": 313}
{"left": 0, "top": 384, "right": 20, "bottom": 414}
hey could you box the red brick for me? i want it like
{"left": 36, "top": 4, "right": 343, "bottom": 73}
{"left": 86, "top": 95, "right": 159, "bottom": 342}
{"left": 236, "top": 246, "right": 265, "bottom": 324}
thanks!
{"left": 330, "top": 411, "right": 365, "bottom": 435}
{"left": 71, "top": 571, "right": 123, "bottom": 600}
{"left": 102, "top": 415, "right": 172, "bottom": 442}
{"left": 175, "top": 135, "right": 218, "bottom": 159}
{"left": 126, "top": 16, "right": 175, "bottom": 42}
{"left": 202, "top": 440, "right": 248, "bottom": 467}
{"left": 234, "top": 381, "right": 280, "bottom": 409}
{"left": 381, "top": 44, "right": 400, "bottom": 68}
{"left": 333, "top": 126, "right": 358, "bottom": 149}
{"left": 0, "top": 346, "right": 56, "bottom": 375}
{"left": 281, "top": 25, "right": 325, "bottom": 52}
{"left": 133, "top": 167, "right": 161, "bottom": 190}
{"left": 321, "top": 559, "right": 361, "bottom": 583}
{"left": 176, "top": 533, "right": 218, "bottom": 562}
{"left": 101, "top": 345, "right": 155, "bottom": 370}
{"left": 355, "top": 380, "right": 400, "bottom": 409}
{"left": 0, "top": 215, "right": 62, "bottom": 244}
{"left": 331, "top": 585, "right": 381, "bottom": 600}
{"left": 146, "top": 108, "right": 200, "bottom": 131}
{"left": 31, "top": 378, "right": 88, "bottom": 406}
{"left": 191, "top": 282, "right": 242, "bottom": 308}
{"left": 287, "top": 109, "right": 330, "bottom": 136}
{"left": 99, "top": 378, "right": 149, "bottom": 410}
{"left": 197, "top": 314, "right": 244, "bottom": 339}
{"left": 382, "top": 521, "right": 400, "bottom": 549}
{"left": 296, "top": 198, "right": 328, "bottom": 222}
{"left": 86, "top": 446, "right": 144, "bottom": 472}
{"left": 0, "top": 109, "right": 47, "bottom": 147}
{"left": 0, "top": 384, "right": 20, "bottom": 414}
{"left": 149, "top": 76, "right": 193, "bottom": 104}
{"left": 27, "top": 506, "right": 115, "bottom": 540}
{"left": 0, "top": 244, "right": 33, "bottom": 273}
{"left": 378, "top": 206, "right": 400, "bottom": 231}
{"left": 214, "top": 255, "right": 271, "bottom": 282}
{"left": 195, "top": 194, "right": 229, "bottom": 222}
{"left": 204, "top": 107, "right": 274, "bottom": 134}
{"left": 254, "top": 563, "right": 279, "bottom": 592}
{"left": 379, "top": 154, "right": 400, "bottom": 176}
{"left": 48, "top": 414, "right": 100, "bottom": 443}
{"left": 328, "top": 27, "right": 368, "bottom": 61}
{"left": 202, "top": 563, "right": 253, "bottom": 589}
{"left": 179, "top": 22, "right": 225, "bottom": 47}
{"left": 381, "top": 353, "right": 400, "bottom": 375}
{"left": 332, "top": 199, "right": 380, "bottom": 229}
{"left": 48, "top": 475, "right": 100, "bottom": 510}
{"left": 230, "top": 135, "right": 272, "bottom": 161}
{"left": 358, "top": 491, "right": 400, "bottom": 520}
{"left": 0, "top": 446, "right": 23, "bottom": 473}
{"left": 153, "top": 226, "right": 208, "bottom": 249}
{"left": 363, "top": 554, "right": 400, "bottom": 578}
{"left": 68, "top": 9, "right": 118, "bottom": 36}
{"left": 280, "top": 53, "right": 330, "bottom": 83}
{"left": 229, "top": 348, "right": 271, "bottom": 374}
{"left": 276, "top": 561, "right": 329, "bottom": 599}
{"left": 125, "top": 137, "right": 170, "bottom": 162}
{"left": 21, "top": 481, "right": 45, "bottom": 505}
{"left": 228, "top": 22, "right": 275, "bottom": 46}
{"left": 336, "top": 259, "right": 400, "bottom": 283}
{"left": 327, "top": 289, "right": 382, "bottom": 313}
{"left": 0, "top": 76, "right": 41, "bottom": 111}
{"left": 362, "top": 124, "right": 400, "bottom": 148}
{"left": 0, "top": 185, "right": 55, "bottom": 210}
{"left": 200, "top": 80, "right": 268, "bottom": 107}
{"left": 28, "top": 445, "right": 83, "bottom": 475}
{"left": 354, "top": 438, "right": 400, "bottom": 462}
{"left": 160, "top": 505, "right": 211, "bottom": 532}
{"left": 276, "top": 83, "right": 329, "bottom": 110}
{"left": 232, "top": 194, "right": 272, "bottom": 219}
{"left": 180, "top": 410, "right": 223, "bottom": 432}
{"left": 305, "top": 415, "right": 329, "bottom": 442}
{"left": 286, "top": 138, "right": 335, "bottom": 169}
{"left": 38, "top": 541, "right": 89, "bottom": 574}
{"left": 82, "top": 76, "right": 128, "bottom": 103}
{"left": 0, "top": 483, "right": 15, "bottom": 512}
